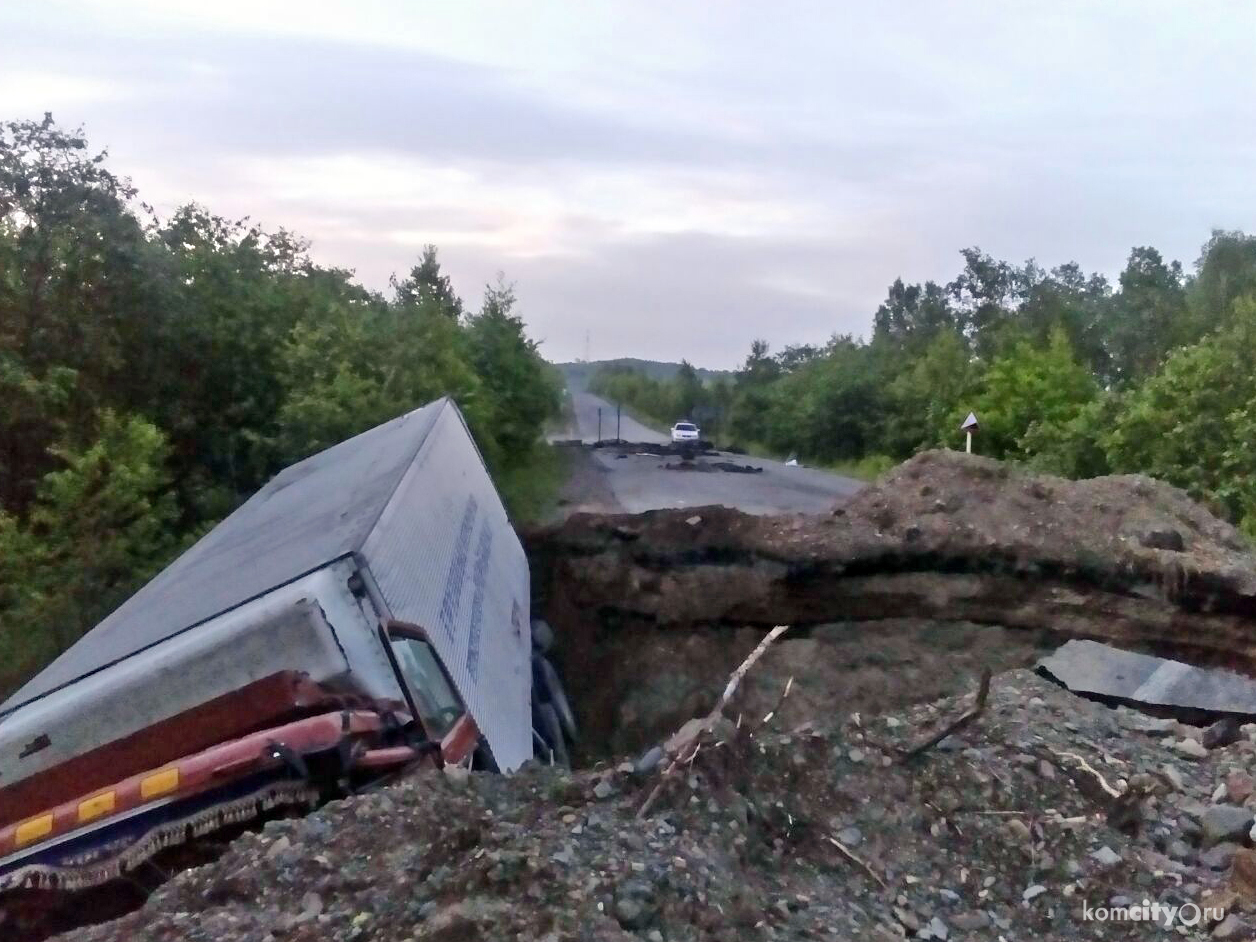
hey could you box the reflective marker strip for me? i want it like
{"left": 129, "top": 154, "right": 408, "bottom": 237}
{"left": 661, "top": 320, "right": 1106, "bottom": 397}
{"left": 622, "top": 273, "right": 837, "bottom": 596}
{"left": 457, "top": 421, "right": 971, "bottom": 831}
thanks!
{"left": 15, "top": 814, "right": 54, "bottom": 847}
{"left": 140, "top": 768, "right": 179, "bottom": 799}
{"left": 77, "top": 791, "right": 116, "bottom": 823}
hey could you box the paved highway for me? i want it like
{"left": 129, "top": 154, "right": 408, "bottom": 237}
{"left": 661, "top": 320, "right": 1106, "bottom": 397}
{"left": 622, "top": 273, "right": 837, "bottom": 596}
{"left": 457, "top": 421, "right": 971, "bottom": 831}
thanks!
{"left": 562, "top": 391, "right": 863, "bottom": 515}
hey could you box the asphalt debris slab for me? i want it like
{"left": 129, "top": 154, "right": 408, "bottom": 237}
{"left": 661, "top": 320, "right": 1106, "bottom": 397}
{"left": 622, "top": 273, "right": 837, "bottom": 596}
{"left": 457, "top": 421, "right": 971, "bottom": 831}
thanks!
{"left": 55, "top": 669, "right": 1256, "bottom": 941}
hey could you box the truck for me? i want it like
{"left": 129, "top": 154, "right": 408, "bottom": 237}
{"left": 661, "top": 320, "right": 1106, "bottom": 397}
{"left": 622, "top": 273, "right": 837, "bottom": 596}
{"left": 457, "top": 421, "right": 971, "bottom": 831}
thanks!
{"left": 0, "top": 398, "right": 576, "bottom": 935}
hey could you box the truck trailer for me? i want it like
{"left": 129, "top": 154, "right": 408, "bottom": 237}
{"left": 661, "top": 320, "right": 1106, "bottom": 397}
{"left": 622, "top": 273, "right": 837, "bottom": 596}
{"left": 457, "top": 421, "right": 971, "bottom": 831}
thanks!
{"left": 0, "top": 398, "right": 574, "bottom": 933}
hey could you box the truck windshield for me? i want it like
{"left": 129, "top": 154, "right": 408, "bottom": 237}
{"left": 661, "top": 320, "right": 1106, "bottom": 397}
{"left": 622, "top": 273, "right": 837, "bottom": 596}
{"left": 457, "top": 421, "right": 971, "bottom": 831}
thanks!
{"left": 389, "top": 637, "right": 463, "bottom": 738}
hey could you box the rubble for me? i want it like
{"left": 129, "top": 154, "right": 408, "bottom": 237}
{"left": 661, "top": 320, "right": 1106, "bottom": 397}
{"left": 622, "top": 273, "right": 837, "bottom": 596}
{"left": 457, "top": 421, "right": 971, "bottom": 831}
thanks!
{"left": 526, "top": 449, "right": 1256, "bottom": 754}
{"left": 55, "top": 667, "right": 1256, "bottom": 941}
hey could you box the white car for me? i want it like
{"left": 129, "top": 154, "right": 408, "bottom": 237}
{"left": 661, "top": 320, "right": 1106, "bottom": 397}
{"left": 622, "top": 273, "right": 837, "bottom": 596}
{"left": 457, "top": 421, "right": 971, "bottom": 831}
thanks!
{"left": 671, "top": 421, "right": 701, "bottom": 444}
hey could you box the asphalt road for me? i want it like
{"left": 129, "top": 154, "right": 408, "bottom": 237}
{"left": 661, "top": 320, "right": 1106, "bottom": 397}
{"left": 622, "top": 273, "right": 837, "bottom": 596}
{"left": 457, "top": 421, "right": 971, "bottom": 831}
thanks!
{"left": 563, "top": 391, "right": 864, "bottom": 515}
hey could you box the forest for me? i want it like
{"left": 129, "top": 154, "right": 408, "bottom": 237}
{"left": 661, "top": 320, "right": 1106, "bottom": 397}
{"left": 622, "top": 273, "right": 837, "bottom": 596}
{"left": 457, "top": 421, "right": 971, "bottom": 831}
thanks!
{"left": 0, "top": 116, "right": 560, "bottom": 697}
{"left": 591, "top": 233, "right": 1256, "bottom": 534}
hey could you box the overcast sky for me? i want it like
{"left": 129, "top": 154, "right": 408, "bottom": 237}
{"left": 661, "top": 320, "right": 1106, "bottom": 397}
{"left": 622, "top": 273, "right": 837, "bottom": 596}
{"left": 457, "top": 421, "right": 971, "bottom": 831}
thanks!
{"left": 3, "top": 2, "right": 1254, "bottom": 367}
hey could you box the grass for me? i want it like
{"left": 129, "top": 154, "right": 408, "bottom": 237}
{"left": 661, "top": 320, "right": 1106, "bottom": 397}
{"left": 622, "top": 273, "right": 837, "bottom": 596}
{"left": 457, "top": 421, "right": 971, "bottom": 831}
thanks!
{"left": 824, "top": 454, "right": 897, "bottom": 482}
{"left": 497, "top": 443, "right": 572, "bottom": 526}
{"left": 727, "top": 439, "right": 896, "bottom": 482}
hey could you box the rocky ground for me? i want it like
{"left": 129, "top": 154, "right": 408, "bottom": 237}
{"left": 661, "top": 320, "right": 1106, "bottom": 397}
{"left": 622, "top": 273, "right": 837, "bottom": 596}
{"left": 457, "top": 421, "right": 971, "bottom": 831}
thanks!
{"left": 59, "top": 662, "right": 1256, "bottom": 941}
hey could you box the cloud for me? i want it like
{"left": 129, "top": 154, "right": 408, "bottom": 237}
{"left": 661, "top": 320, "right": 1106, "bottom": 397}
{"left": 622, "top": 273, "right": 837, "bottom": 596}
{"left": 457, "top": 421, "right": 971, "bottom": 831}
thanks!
{"left": 4, "top": 1, "right": 1256, "bottom": 366}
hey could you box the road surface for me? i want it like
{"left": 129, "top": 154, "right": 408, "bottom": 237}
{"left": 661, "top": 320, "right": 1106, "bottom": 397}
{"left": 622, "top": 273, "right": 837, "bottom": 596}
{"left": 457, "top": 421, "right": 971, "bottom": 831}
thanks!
{"left": 560, "top": 391, "right": 864, "bottom": 515}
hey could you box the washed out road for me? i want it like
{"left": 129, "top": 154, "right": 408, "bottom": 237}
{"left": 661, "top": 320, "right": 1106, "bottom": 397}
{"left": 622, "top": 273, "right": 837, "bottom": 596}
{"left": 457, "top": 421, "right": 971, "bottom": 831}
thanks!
{"left": 559, "top": 391, "right": 863, "bottom": 515}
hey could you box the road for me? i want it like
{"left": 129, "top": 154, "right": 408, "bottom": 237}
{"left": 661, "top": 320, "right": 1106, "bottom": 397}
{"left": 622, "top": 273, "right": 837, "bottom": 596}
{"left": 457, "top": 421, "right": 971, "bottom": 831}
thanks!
{"left": 560, "top": 391, "right": 864, "bottom": 515}
{"left": 566, "top": 391, "right": 670, "bottom": 445}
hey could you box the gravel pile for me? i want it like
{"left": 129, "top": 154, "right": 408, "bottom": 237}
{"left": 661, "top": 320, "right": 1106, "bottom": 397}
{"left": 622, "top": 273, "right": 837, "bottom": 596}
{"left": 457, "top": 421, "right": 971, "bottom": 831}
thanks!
{"left": 60, "top": 667, "right": 1256, "bottom": 940}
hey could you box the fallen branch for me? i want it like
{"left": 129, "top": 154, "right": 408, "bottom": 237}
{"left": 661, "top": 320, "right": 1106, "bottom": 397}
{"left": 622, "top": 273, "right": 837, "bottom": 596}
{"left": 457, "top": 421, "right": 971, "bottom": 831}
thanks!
{"left": 1049, "top": 749, "right": 1122, "bottom": 799}
{"left": 899, "top": 668, "right": 992, "bottom": 762}
{"left": 759, "top": 676, "right": 794, "bottom": 728}
{"left": 638, "top": 625, "right": 790, "bottom": 819}
{"left": 827, "top": 834, "right": 887, "bottom": 890}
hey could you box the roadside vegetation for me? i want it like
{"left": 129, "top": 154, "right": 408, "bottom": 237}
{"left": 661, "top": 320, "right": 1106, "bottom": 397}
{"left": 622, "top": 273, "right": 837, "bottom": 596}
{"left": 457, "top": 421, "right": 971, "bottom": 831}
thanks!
{"left": 0, "top": 115, "right": 560, "bottom": 698}
{"left": 591, "top": 239, "right": 1256, "bottom": 530}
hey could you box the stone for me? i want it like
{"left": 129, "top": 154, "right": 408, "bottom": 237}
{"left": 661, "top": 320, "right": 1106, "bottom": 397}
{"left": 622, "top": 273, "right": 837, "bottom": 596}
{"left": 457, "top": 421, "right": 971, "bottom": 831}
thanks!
{"left": 1202, "top": 805, "right": 1254, "bottom": 848}
{"left": 1036, "top": 759, "right": 1056, "bottom": 780}
{"left": 1167, "top": 839, "right": 1194, "bottom": 862}
{"left": 1227, "top": 771, "right": 1254, "bottom": 803}
{"left": 848, "top": 748, "right": 865, "bottom": 763}
{"left": 265, "top": 836, "right": 292, "bottom": 859}
{"left": 949, "top": 911, "right": 990, "bottom": 931}
{"left": 593, "top": 780, "right": 615, "bottom": 800}
{"left": 1022, "top": 885, "right": 1047, "bottom": 903}
{"left": 1213, "top": 914, "right": 1245, "bottom": 939}
{"left": 613, "top": 881, "right": 656, "bottom": 930}
{"left": 1228, "top": 847, "right": 1256, "bottom": 904}
{"left": 1200, "top": 843, "right": 1241, "bottom": 871}
{"left": 1175, "top": 738, "right": 1209, "bottom": 760}
{"left": 614, "top": 897, "right": 648, "bottom": 930}
{"left": 1090, "top": 846, "right": 1121, "bottom": 867}
{"left": 934, "top": 787, "right": 962, "bottom": 814}
{"left": 1006, "top": 818, "right": 1032, "bottom": 842}
{"left": 1203, "top": 717, "right": 1243, "bottom": 750}
{"left": 892, "top": 907, "right": 920, "bottom": 932}
{"left": 1162, "top": 764, "right": 1186, "bottom": 791}
{"left": 836, "top": 826, "right": 863, "bottom": 847}
{"left": 927, "top": 915, "right": 948, "bottom": 939}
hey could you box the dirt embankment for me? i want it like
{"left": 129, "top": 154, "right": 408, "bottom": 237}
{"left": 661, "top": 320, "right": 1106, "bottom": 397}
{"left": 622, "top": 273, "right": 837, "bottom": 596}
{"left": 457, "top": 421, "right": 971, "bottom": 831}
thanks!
{"left": 526, "top": 450, "right": 1256, "bottom": 756}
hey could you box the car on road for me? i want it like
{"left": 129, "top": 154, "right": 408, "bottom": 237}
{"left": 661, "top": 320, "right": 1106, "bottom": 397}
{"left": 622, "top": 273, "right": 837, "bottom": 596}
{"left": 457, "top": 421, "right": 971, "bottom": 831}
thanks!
{"left": 671, "top": 421, "right": 700, "bottom": 444}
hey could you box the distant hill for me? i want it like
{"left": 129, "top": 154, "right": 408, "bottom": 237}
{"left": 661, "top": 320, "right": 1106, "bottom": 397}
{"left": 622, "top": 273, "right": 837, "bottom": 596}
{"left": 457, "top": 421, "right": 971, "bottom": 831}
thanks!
{"left": 553, "top": 358, "right": 732, "bottom": 391}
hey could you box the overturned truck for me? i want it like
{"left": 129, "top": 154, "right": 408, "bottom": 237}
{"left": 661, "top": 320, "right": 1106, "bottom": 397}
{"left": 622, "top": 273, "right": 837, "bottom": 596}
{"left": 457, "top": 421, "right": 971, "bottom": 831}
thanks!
{"left": 0, "top": 399, "right": 574, "bottom": 934}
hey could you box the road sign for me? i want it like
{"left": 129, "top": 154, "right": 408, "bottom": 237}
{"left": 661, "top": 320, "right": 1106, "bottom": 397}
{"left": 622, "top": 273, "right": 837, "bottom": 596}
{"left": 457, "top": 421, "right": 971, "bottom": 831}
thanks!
{"left": 960, "top": 412, "right": 979, "bottom": 454}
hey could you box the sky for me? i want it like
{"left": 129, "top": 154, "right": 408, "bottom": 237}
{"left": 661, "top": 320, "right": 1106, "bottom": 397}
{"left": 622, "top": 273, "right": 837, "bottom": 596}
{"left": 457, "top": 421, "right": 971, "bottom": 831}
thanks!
{"left": 3, "top": 2, "right": 1254, "bottom": 368}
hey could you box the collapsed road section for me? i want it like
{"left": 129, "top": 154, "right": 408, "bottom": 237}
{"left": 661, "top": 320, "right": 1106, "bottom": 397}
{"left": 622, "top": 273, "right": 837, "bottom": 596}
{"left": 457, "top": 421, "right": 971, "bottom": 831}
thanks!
{"left": 526, "top": 449, "right": 1256, "bottom": 754}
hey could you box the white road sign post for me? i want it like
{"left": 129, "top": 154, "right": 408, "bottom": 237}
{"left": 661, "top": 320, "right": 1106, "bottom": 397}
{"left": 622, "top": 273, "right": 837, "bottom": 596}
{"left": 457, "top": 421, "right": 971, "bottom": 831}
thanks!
{"left": 960, "top": 412, "right": 979, "bottom": 454}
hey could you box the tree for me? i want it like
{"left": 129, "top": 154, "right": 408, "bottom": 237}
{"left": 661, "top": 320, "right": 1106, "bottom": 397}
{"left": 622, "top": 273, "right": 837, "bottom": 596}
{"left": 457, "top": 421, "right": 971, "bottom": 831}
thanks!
{"left": 391, "top": 244, "right": 464, "bottom": 319}
{"left": 960, "top": 327, "right": 1098, "bottom": 459}
{"left": 1188, "top": 230, "right": 1256, "bottom": 338}
{"left": 873, "top": 279, "right": 955, "bottom": 349}
{"left": 1102, "top": 296, "right": 1256, "bottom": 529}
{"left": 0, "top": 114, "right": 170, "bottom": 508}
{"left": 1104, "top": 247, "right": 1188, "bottom": 383}
{"left": 0, "top": 412, "right": 180, "bottom": 693}
{"left": 671, "top": 360, "right": 703, "bottom": 418}
{"left": 463, "top": 277, "right": 560, "bottom": 463}
{"left": 948, "top": 248, "right": 1020, "bottom": 356}
{"left": 882, "top": 329, "right": 978, "bottom": 456}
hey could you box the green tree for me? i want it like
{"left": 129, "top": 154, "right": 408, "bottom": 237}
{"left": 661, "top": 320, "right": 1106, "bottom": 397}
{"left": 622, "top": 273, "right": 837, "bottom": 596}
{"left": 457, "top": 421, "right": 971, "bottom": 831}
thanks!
{"left": 464, "top": 277, "right": 560, "bottom": 463}
{"left": 960, "top": 327, "right": 1098, "bottom": 459}
{"left": 1102, "top": 297, "right": 1256, "bottom": 528}
{"left": 1104, "top": 247, "right": 1188, "bottom": 383}
{"left": 882, "top": 329, "right": 979, "bottom": 456}
{"left": 0, "top": 412, "right": 180, "bottom": 693}
{"left": 391, "top": 244, "right": 464, "bottom": 320}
